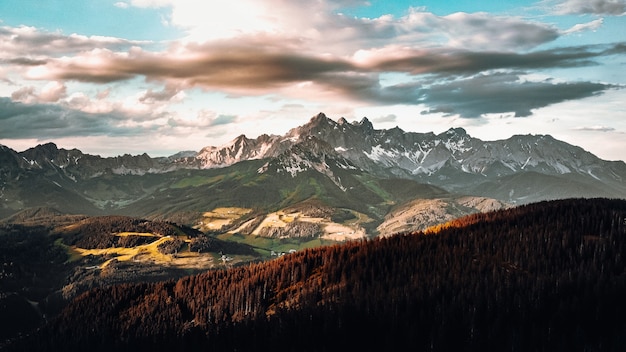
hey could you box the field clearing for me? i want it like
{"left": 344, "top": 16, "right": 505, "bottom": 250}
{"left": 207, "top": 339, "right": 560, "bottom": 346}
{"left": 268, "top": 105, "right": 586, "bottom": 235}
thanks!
{"left": 197, "top": 207, "right": 251, "bottom": 231}
{"left": 72, "top": 235, "right": 217, "bottom": 270}
{"left": 116, "top": 232, "right": 160, "bottom": 237}
{"left": 249, "top": 211, "right": 327, "bottom": 236}
{"left": 201, "top": 206, "right": 370, "bottom": 242}
{"left": 245, "top": 210, "right": 367, "bottom": 241}
{"left": 321, "top": 223, "right": 366, "bottom": 241}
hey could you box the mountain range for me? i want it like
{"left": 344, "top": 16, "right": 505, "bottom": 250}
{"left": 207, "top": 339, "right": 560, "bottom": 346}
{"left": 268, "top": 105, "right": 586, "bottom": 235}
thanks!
{"left": 2, "top": 112, "right": 626, "bottom": 349}
{"left": 2, "top": 112, "right": 625, "bottom": 236}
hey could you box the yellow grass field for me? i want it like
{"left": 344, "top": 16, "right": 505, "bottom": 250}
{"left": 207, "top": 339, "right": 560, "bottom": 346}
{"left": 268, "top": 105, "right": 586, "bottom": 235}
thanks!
{"left": 196, "top": 206, "right": 371, "bottom": 242}
{"left": 72, "top": 233, "right": 217, "bottom": 270}
{"left": 196, "top": 207, "right": 251, "bottom": 232}
{"left": 247, "top": 210, "right": 368, "bottom": 241}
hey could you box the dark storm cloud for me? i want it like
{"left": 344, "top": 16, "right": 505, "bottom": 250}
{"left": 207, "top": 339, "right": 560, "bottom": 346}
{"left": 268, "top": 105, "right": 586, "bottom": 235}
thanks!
{"left": 35, "top": 41, "right": 624, "bottom": 91}
{"left": 364, "top": 43, "right": 624, "bottom": 76}
{"left": 0, "top": 98, "right": 148, "bottom": 138}
{"left": 419, "top": 73, "right": 612, "bottom": 118}
{"left": 35, "top": 44, "right": 354, "bottom": 90}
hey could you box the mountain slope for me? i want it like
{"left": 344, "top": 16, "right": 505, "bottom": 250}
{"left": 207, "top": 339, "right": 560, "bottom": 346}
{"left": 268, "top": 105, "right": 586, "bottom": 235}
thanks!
{"left": 0, "top": 212, "right": 261, "bottom": 346}
{"left": 8, "top": 198, "right": 626, "bottom": 351}
{"left": 121, "top": 152, "right": 457, "bottom": 236}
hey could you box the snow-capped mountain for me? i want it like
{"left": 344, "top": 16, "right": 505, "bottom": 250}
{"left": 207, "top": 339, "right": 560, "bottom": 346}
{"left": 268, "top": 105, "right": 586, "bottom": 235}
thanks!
{"left": 185, "top": 112, "right": 626, "bottom": 203}
{"left": 188, "top": 134, "right": 286, "bottom": 169}
{"left": 1, "top": 112, "right": 625, "bottom": 218}
{"left": 257, "top": 136, "right": 359, "bottom": 191}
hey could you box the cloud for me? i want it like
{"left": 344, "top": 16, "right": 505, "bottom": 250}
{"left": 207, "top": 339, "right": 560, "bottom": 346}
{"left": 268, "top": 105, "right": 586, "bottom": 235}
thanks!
{"left": 357, "top": 44, "right": 619, "bottom": 76}
{"left": 39, "top": 81, "right": 68, "bottom": 102}
{"left": 122, "top": 1, "right": 560, "bottom": 53}
{"left": 562, "top": 18, "right": 604, "bottom": 35}
{"left": 25, "top": 43, "right": 355, "bottom": 93}
{"left": 24, "top": 34, "right": 623, "bottom": 94}
{"left": 15, "top": 37, "right": 621, "bottom": 120}
{"left": 431, "top": 11, "right": 559, "bottom": 51}
{"left": 10, "top": 87, "right": 36, "bottom": 102}
{"left": 551, "top": 0, "right": 626, "bottom": 15}
{"left": 114, "top": 2, "right": 129, "bottom": 9}
{"left": 211, "top": 114, "right": 237, "bottom": 126}
{"left": 0, "top": 98, "right": 153, "bottom": 139}
{"left": 10, "top": 81, "right": 67, "bottom": 103}
{"left": 419, "top": 72, "right": 611, "bottom": 118}
{"left": 139, "top": 84, "right": 184, "bottom": 104}
{"left": 167, "top": 110, "right": 238, "bottom": 129}
{"left": 371, "top": 114, "right": 397, "bottom": 123}
{"left": 0, "top": 26, "right": 147, "bottom": 59}
{"left": 573, "top": 125, "right": 616, "bottom": 132}
{"left": 0, "top": 3, "right": 623, "bottom": 149}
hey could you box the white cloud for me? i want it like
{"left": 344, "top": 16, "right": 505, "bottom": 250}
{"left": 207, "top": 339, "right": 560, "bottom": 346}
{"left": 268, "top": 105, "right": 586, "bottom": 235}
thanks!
{"left": 547, "top": 0, "right": 626, "bottom": 15}
{"left": 39, "top": 81, "right": 67, "bottom": 102}
{"left": 573, "top": 125, "right": 615, "bottom": 132}
{"left": 10, "top": 81, "right": 67, "bottom": 103}
{"left": 129, "top": 0, "right": 172, "bottom": 8}
{"left": 120, "top": 1, "right": 559, "bottom": 53}
{"left": 562, "top": 18, "right": 604, "bottom": 35}
{"left": 0, "top": 25, "right": 146, "bottom": 60}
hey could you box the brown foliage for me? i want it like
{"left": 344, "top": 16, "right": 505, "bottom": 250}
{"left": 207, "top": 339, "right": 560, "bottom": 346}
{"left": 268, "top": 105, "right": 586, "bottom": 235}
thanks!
{"left": 9, "top": 198, "right": 626, "bottom": 351}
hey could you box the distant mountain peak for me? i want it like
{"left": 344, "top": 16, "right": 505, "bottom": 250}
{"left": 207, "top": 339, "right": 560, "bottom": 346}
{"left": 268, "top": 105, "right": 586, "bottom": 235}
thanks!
{"left": 257, "top": 136, "right": 358, "bottom": 190}
{"left": 355, "top": 117, "right": 373, "bottom": 131}
{"left": 443, "top": 127, "right": 468, "bottom": 136}
{"left": 311, "top": 112, "right": 330, "bottom": 124}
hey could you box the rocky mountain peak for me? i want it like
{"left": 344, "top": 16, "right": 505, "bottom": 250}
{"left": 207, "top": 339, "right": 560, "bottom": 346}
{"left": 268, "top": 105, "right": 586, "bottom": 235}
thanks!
{"left": 258, "top": 135, "right": 358, "bottom": 188}
{"left": 310, "top": 112, "right": 331, "bottom": 125}
{"left": 188, "top": 114, "right": 626, "bottom": 201}
{"left": 355, "top": 117, "right": 374, "bottom": 132}
{"left": 441, "top": 127, "right": 468, "bottom": 138}
{"left": 18, "top": 143, "right": 87, "bottom": 170}
{"left": 22, "top": 142, "right": 60, "bottom": 160}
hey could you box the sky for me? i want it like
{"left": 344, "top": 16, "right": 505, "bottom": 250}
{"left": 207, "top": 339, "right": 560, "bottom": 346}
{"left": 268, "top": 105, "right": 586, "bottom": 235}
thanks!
{"left": 0, "top": 0, "right": 625, "bottom": 161}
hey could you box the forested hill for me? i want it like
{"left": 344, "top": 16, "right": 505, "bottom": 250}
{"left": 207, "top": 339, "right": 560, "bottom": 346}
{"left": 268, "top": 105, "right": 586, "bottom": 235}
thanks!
{"left": 8, "top": 198, "right": 626, "bottom": 352}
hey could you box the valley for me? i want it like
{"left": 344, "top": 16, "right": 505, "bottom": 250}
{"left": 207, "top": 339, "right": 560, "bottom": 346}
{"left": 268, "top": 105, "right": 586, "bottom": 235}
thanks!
{"left": 1, "top": 113, "right": 626, "bottom": 349}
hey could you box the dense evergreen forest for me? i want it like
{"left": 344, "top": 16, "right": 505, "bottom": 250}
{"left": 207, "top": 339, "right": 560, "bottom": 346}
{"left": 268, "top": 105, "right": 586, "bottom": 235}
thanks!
{"left": 5, "top": 198, "right": 626, "bottom": 351}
